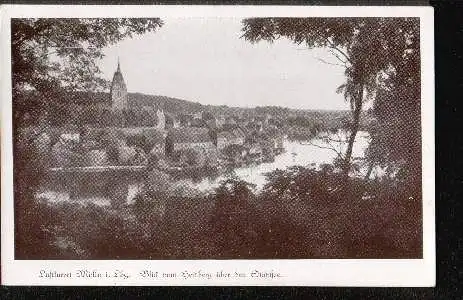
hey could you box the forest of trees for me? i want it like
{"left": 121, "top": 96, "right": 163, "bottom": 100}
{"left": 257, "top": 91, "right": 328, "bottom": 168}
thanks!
{"left": 13, "top": 17, "right": 422, "bottom": 259}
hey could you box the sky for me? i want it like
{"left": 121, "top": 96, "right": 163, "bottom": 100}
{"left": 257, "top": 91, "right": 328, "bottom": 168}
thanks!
{"left": 98, "top": 18, "right": 349, "bottom": 110}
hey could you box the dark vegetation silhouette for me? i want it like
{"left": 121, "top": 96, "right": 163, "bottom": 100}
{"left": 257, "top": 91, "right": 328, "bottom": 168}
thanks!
{"left": 242, "top": 17, "right": 421, "bottom": 180}
{"left": 16, "top": 166, "right": 421, "bottom": 259}
{"left": 13, "top": 17, "right": 422, "bottom": 259}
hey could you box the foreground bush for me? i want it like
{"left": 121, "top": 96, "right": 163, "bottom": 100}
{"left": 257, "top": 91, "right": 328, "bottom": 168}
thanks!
{"left": 15, "top": 166, "right": 421, "bottom": 259}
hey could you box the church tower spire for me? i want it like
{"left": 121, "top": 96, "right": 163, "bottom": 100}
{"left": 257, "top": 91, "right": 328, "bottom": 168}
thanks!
{"left": 111, "top": 57, "right": 127, "bottom": 110}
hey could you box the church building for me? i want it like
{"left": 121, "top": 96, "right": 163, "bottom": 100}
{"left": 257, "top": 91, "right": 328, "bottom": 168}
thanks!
{"left": 111, "top": 58, "right": 128, "bottom": 110}
{"left": 109, "top": 58, "right": 168, "bottom": 131}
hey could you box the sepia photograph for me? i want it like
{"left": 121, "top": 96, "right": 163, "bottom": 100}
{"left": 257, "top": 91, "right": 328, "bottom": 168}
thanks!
{"left": 1, "top": 5, "right": 434, "bottom": 286}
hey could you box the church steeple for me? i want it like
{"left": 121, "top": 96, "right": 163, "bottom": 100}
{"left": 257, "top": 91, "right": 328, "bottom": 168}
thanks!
{"left": 111, "top": 58, "right": 128, "bottom": 110}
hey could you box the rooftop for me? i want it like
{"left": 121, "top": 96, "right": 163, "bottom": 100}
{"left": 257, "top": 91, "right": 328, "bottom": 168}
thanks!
{"left": 167, "top": 127, "right": 212, "bottom": 143}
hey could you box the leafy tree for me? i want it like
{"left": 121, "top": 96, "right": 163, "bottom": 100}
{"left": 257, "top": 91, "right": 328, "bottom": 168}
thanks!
{"left": 241, "top": 17, "right": 419, "bottom": 178}
{"left": 222, "top": 144, "right": 245, "bottom": 159}
{"left": 12, "top": 22, "right": 164, "bottom": 250}
{"left": 111, "top": 109, "right": 126, "bottom": 127}
{"left": 140, "top": 108, "right": 158, "bottom": 127}
{"left": 126, "top": 133, "right": 146, "bottom": 149}
{"left": 99, "top": 129, "right": 122, "bottom": 163}
{"left": 287, "top": 116, "right": 312, "bottom": 127}
{"left": 210, "top": 176, "right": 257, "bottom": 256}
{"left": 12, "top": 18, "right": 163, "bottom": 123}
{"left": 366, "top": 21, "right": 421, "bottom": 189}
{"left": 259, "top": 165, "right": 421, "bottom": 258}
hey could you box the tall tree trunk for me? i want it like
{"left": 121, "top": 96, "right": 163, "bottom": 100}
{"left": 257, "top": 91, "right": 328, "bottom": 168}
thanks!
{"left": 364, "top": 160, "right": 375, "bottom": 181}
{"left": 342, "top": 84, "right": 364, "bottom": 179}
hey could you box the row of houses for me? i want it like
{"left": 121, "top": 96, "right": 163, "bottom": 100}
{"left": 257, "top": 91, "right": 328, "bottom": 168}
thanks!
{"left": 165, "top": 126, "right": 284, "bottom": 164}
{"left": 24, "top": 120, "right": 284, "bottom": 170}
{"left": 134, "top": 104, "right": 281, "bottom": 133}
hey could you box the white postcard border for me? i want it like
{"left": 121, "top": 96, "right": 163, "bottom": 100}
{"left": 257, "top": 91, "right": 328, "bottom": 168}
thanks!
{"left": 1, "top": 5, "right": 435, "bottom": 286}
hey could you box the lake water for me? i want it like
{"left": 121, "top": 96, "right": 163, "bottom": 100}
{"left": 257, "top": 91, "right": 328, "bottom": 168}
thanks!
{"left": 180, "top": 131, "right": 371, "bottom": 192}
{"left": 37, "top": 131, "right": 372, "bottom": 207}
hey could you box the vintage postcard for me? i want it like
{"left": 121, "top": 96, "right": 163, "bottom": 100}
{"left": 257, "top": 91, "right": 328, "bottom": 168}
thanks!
{"left": 1, "top": 5, "right": 435, "bottom": 286}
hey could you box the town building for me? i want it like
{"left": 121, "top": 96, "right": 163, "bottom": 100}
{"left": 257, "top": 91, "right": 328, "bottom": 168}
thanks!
{"left": 225, "top": 116, "right": 237, "bottom": 125}
{"left": 153, "top": 109, "right": 164, "bottom": 130}
{"left": 204, "top": 147, "right": 219, "bottom": 168}
{"left": 44, "top": 56, "right": 287, "bottom": 171}
{"left": 145, "top": 129, "right": 167, "bottom": 156}
{"left": 164, "top": 112, "right": 180, "bottom": 129}
{"left": 205, "top": 118, "right": 217, "bottom": 129}
{"left": 137, "top": 105, "right": 159, "bottom": 127}
{"left": 216, "top": 128, "right": 246, "bottom": 151}
{"left": 120, "top": 127, "right": 166, "bottom": 154}
{"left": 110, "top": 58, "right": 128, "bottom": 110}
{"left": 173, "top": 117, "right": 180, "bottom": 128}
{"left": 265, "top": 126, "right": 285, "bottom": 150}
{"left": 166, "top": 127, "right": 214, "bottom": 154}
{"left": 247, "top": 143, "right": 263, "bottom": 159}
{"left": 60, "top": 133, "right": 80, "bottom": 144}
{"left": 179, "top": 114, "right": 193, "bottom": 127}
{"left": 193, "top": 111, "right": 202, "bottom": 120}
{"left": 86, "top": 149, "right": 109, "bottom": 166}
{"left": 216, "top": 115, "right": 226, "bottom": 128}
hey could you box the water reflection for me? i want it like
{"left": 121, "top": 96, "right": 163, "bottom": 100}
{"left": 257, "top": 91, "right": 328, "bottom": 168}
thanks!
{"left": 178, "top": 131, "right": 371, "bottom": 191}
{"left": 38, "top": 171, "right": 144, "bottom": 207}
